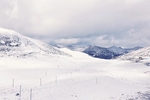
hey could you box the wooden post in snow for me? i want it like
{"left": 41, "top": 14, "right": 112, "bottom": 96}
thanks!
{"left": 30, "top": 89, "right": 32, "bottom": 100}
{"left": 55, "top": 76, "right": 57, "bottom": 84}
{"left": 12, "top": 78, "right": 14, "bottom": 87}
{"left": 70, "top": 72, "right": 72, "bottom": 77}
{"left": 45, "top": 71, "right": 47, "bottom": 76}
{"left": 96, "top": 78, "right": 97, "bottom": 84}
{"left": 40, "top": 78, "right": 42, "bottom": 86}
{"left": 19, "top": 85, "right": 22, "bottom": 97}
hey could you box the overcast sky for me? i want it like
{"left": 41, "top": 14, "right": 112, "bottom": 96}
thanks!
{"left": 0, "top": 0, "right": 150, "bottom": 47}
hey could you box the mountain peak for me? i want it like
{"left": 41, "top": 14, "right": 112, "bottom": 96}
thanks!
{"left": 0, "top": 27, "right": 21, "bottom": 36}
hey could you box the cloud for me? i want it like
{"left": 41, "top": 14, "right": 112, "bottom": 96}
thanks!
{"left": 50, "top": 35, "right": 118, "bottom": 47}
{"left": 0, "top": 0, "right": 150, "bottom": 47}
{"left": 54, "top": 38, "right": 81, "bottom": 45}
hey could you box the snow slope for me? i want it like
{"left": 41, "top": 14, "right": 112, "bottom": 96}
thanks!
{"left": 0, "top": 48, "right": 150, "bottom": 100}
{"left": 0, "top": 27, "right": 70, "bottom": 57}
{"left": 118, "top": 46, "right": 150, "bottom": 65}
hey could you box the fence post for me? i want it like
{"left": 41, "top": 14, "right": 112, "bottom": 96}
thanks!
{"left": 45, "top": 71, "right": 47, "bottom": 76}
{"left": 40, "top": 78, "right": 42, "bottom": 86}
{"left": 70, "top": 72, "right": 72, "bottom": 77}
{"left": 30, "top": 89, "right": 32, "bottom": 100}
{"left": 55, "top": 76, "right": 57, "bottom": 84}
{"left": 96, "top": 78, "right": 97, "bottom": 84}
{"left": 12, "top": 78, "right": 14, "bottom": 87}
{"left": 20, "top": 85, "right": 21, "bottom": 97}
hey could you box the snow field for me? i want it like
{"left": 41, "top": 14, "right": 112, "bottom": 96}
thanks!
{"left": 0, "top": 53, "right": 150, "bottom": 100}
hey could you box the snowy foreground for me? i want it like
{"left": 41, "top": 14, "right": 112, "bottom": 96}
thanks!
{"left": 0, "top": 48, "right": 150, "bottom": 100}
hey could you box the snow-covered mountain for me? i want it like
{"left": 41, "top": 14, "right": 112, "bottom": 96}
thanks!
{"left": 83, "top": 45, "right": 118, "bottom": 59}
{"left": 108, "top": 46, "right": 127, "bottom": 54}
{"left": 0, "top": 27, "right": 71, "bottom": 57}
{"left": 118, "top": 46, "right": 150, "bottom": 64}
{"left": 83, "top": 45, "right": 142, "bottom": 59}
{"left": 108, "top": 46, "right": 142, "bottom": 54}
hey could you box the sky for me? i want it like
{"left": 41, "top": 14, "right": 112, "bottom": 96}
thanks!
{"left": 0, "top": 0, "right": 150, "bottom": 47}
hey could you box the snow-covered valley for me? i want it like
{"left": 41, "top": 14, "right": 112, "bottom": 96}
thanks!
{"left": 0, "top": 50, "right": 150, "bottom": 100}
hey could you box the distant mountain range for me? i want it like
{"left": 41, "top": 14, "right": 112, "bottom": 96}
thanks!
{"left": 55, "top": 45, "right": 142, "bottom": 59}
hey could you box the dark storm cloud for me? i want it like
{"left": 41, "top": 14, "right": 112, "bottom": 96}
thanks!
{"left": 0, "top": 0, "right": 150, "bottom": 47}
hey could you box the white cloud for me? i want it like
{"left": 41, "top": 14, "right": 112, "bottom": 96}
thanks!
{"left": 54, "top": 38, "right": 80, "bottom": 45}
{"left": 0, "top": 0, "right": 150, "bottom": 47}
